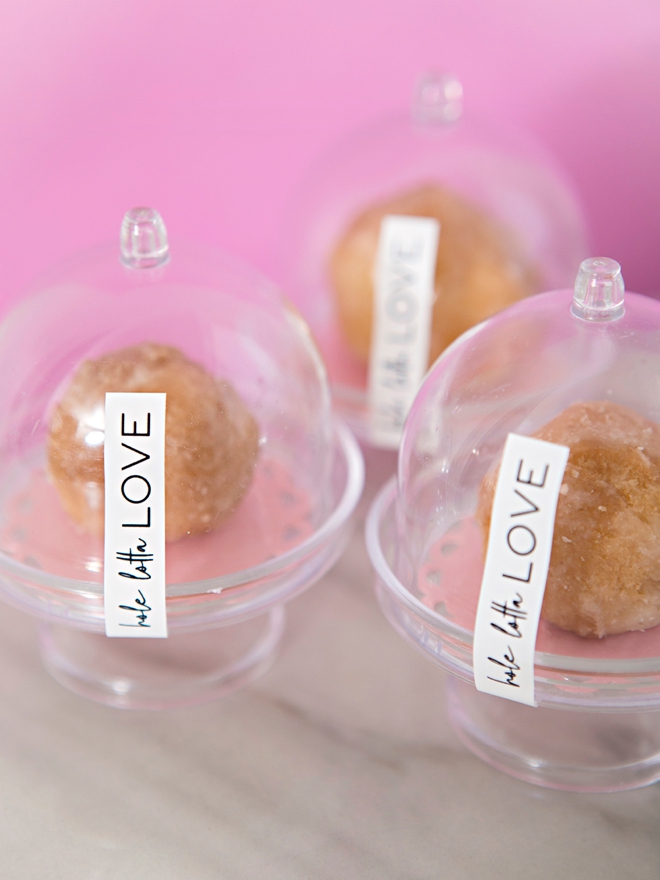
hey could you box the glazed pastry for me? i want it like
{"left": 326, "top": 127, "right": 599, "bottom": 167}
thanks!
{"left": 47, "top": 342, "right": 259, "bottom": 542}
{"left": 330, "top": 183, "right": 534, "bottom": 365}
{"left": 478, "top": 401, "right": 660, "bottom": 638}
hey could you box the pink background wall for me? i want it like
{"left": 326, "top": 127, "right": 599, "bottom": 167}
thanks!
{"left": 0, "top": 0, "right": 659, "bottom": 310}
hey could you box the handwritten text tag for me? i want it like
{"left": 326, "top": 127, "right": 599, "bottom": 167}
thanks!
{"left": 473, "top": 434, "right": 569, "bottom": 706}
{"left": 104, "top": 392, "right": 167, "bottom": 638}
{"left": 368, "top": 214, "right": 440, "bottom": 449}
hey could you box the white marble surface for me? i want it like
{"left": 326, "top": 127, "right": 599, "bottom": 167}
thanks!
{"left": 0, "top": 505, "right": 660, "bottom": 878}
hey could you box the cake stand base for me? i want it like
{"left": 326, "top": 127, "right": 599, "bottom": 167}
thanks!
{"left": 39, "top": 607, "right": 285, "bottom": 710}
{"left": 447, "top": 676, "right": 660, "bottom": 792}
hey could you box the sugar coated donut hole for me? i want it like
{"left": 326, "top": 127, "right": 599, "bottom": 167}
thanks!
{"left": 47, "top": 342, "right": 260, "bottom": 542}
{"left": 329, "top": 183, "right": 535, "bottom": 365}
{"left": 477, "top": 401, "right": 660, "bottom": 638}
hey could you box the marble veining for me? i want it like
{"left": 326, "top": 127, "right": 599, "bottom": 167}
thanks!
{"left": 0, "top": 533, "right": 657, "bottom": 878}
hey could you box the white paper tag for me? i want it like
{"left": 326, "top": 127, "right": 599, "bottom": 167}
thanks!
{"left": 473, "top": 434, "right": 569, "bottom": 706}
{"left": 103, "top": 392, "right": 168, "bottom": 638}
{"left": 368, "top": 214, "right": 440, "bottom": 449}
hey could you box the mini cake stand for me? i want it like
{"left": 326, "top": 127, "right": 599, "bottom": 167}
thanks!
{"left": 367, "top": 478, "right": 660, "bottom": 792}
{"left": 0, "top": 421, "right": 363, "bottom": 709}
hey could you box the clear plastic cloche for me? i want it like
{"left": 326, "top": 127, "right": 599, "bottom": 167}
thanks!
{"left": 286, "top": 71, "right": 589, "bottom": 448}
{"left": 367, "top": 258, "right": 660, "bottom": 791}
{"left": 0, "top": 207, "right": 364, "bottom": 708}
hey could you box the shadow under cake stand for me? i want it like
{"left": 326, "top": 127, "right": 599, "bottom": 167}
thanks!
{"left": 367, "top": 477, "right": 660, "bottom": 792}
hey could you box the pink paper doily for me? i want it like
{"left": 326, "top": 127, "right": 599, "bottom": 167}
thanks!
{"left": 0, "top": 458, "right": 314, "bottom": 585}
{"left": 419, "top": 517, "right": 660, "bottom": 661}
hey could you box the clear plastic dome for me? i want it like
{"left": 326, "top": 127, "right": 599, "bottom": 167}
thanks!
{"left": 286, "top": 71, "right": 589, "bottom": 448}
{"left": 367, "top": 258, "right": 660, "bottom": 790}
{"left": 396, "top": 255, "right": 660, "bottom": 635}
{"left": 0, "top": 207, "right": 364, "bottom": 708}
